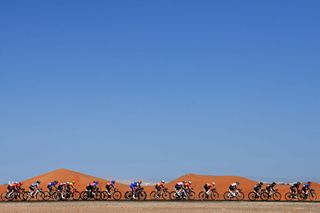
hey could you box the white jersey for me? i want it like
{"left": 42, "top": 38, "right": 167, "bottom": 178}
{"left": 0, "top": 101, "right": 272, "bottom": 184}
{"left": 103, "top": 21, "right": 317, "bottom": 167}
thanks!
{"left": 176, "top": 182, "right": 183, "bottom": 186}
{"left": 230, "top": 183, "right": 237, "bottom": 188}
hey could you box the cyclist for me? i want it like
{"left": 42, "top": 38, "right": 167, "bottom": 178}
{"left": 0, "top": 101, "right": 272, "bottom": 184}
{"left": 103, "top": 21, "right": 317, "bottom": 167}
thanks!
{"left": 184, "top": 181, "right": 192, "bottom": 190}
{"left": 47, "top": 180, "right": 58, "bottom": 192}
{"left": 57, "top": 182, "right": 67, "bottom": 199}
{"left": 229, "top": 182, "right": 240, "bottom": 197}
{"left": 253, "top": 182, "right": 264, "bottom": 196}
{"left": 302, "top": 182, "right": 311, "bottom": 195}
{"left": 266, "top": 182, "right": 277, "bottom": 195}
{"left": 7, "top": 182, "right": 16, "bottom": 195}
{"left": 155, "top": 180, "right": 166, "bottom": 192}
{"left": 130, "top": 180, "right": 142, "bottom": 199}
{"left": 290, "top": 182, "right": 301, "bottom": 198}
{"left": 57, "top": 182, "right": 66, "bottom": 192}
{"left": 175, "top": 181, "right": 184, "bottom": 197}
{"left": 203, "top": 182, "right": 216, "bottom": 197}
{"left": 7, "top": 182, "right": 22, "bottom": 197}
{"left": 66, "top": 181, "right": 75, "bottom": 190}
{"left": 105, "top": 180, "right": 116, "bottom": 196}
{"left": 16, "top": 182, "right": 23, "bottom": 191}
{"left": 29, "top": 181, "right": 40, "bottom": 197}
{"left": 66, "top": 181, "right": 75, "bottom": 197}
{"left": 86, "top": 181, "right": 99, "bottom": 198}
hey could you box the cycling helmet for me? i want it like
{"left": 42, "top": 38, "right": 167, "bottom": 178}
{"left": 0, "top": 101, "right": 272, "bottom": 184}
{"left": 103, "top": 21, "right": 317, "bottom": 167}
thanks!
{"left": 138, "top": 180, "right": 142, "bottom": 184}
{"left": 94, "top": 181, "right": 99, "bottom": 184}
{"left": 307, "top": 181, "right": 311, "bottom": 185}
{"left": 54, "top": 180, "right": 58, "bottom": 184}
{"left": 259, "top": 182, "right": 263, "bottom": 185}
{"left": 19, "top": 182, "right": 23, "bottom": 186}
{"left": 161, "top": 180, "right": 165, "bottom": 183}
{"left": 297, "top": 182, "right": 301, "bottom": 185}
{"left": 36, "top": 181, "right": 40, "bottom": 184}
{"left": 111, "top": 180, "right": 115, "bottom": 184}
{"left": 236, "top": 182, "right": 240, "bottom": 185}
{"left": 272, "top": 182, "right": 276, "bottom": 185}
{"left": 71, "top": 180, "right": 75, "bottom": 185}
{"left": 188, "top": 181, "right": 192, "bottom": 184}
{"left": 211, "top": 182, "right": 215, "bottom": 185}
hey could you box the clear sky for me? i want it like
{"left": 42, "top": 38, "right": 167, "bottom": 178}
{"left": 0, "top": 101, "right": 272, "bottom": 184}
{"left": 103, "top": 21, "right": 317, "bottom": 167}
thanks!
{"left": 0, "top": 0, "right": 319, "bottom": 183}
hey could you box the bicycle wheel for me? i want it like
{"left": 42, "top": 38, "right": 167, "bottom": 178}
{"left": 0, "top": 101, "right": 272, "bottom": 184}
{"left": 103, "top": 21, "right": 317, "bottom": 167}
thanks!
{"left": 198, "top": 191, "right": 207, "bottom": 200}
{"left": 260, "top": 192, "right": 270, "bottom": 201}
{"left": 162, "top": 191, "right": 170, "bottom": 200}
{"left": 223, "top": 192, "right": 231, "bottom": 200}
{"left": 22, "top": 192, "right": 31, "bottom": 201}
{"left": 272, "top": 192, "right": 281, "bottom": 201}
{"left": 188, "top": 191, "right": 196, "bottom": 200}
{"left": 138, "top": 191, "right": 147, "bottom": 200}
{"left": 309, "top": 191, "right": 317, "bottom": 201}
{"left": 113, "top": 191, "right": 122, "bottom": 200}
{"left": 94, "top": 191, "right": 101, "bottom": 200}
{"left": 170, "top": 191, "right": 178, "bottom": 200}
{"left": 52, "top": 191, "right": 60, "bottom": 201}
{"left": 211, "top": 191, "right": 219, "bottom": 200}
{"left": 125, "top": 191, "right": 133, "bottom": 200}
{"left": 5, "top": 193, "right": 14, "bottom": 201}
{"left": 237, "top": 192, "right": 244, "bottom": 201}
{"left": 150, "top": 191, "right": 157, "bottom": 200}
{"left": 248, "top": 192, "right": 258, "bottom": 201}
{"left": 43, "top": 191, "right": 51, "bottom": 201}
{"left": 36, "top": 192, "right": 45, "bottom": 201}
{"left": 72, "top": 191, "right": 80, "bottom": 201}
{"left": 285, "top": 192, "right": 293, "bottom": 201}
{"left": 80, "top": 191, "right": 89, "bottom": 200}
{"left": 100, "top": 191, "right": 108, "bottom": 200}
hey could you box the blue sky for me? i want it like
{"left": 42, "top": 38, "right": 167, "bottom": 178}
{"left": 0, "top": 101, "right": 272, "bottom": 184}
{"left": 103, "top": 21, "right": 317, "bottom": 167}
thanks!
{"left": 0, "top": 0, "right": 319, "bottom": 183}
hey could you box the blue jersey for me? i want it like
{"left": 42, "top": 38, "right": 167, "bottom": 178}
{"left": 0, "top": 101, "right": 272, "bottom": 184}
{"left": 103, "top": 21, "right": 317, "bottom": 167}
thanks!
{"left": 130, "top": 182, "right": 140, "bottom": 189}
{"left": 130, "top": 182, "right": 137, "bottom": 188}
{"left": 48, "top": 182, "right": 57, "bottom": 187}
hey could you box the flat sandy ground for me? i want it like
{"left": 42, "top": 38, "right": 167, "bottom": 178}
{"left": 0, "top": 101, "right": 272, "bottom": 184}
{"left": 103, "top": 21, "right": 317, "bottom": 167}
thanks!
{"left": 0, "top": 201, "right": 319, "bottom": 213}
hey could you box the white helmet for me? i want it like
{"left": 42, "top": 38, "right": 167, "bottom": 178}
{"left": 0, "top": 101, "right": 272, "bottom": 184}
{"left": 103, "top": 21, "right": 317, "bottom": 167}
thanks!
{"left": 161, "top": 180, "right": 165, "bottom": 183}
{"left": 188, "top": 181, "right": 192, "bottom": 184}
{"left": 211, "top": 182, "right": 215, "bottom": 185}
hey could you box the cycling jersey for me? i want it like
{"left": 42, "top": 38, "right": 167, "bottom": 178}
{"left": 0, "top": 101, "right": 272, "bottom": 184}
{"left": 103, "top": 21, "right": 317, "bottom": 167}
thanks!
{"left": 48, "top": 182, "right": 57, "bottom": 187}
{"left": 130, "top": 182, "right": 139, "bottom": 190}
{"left": 229, "top": 183, "right": 237, "bottom": 190}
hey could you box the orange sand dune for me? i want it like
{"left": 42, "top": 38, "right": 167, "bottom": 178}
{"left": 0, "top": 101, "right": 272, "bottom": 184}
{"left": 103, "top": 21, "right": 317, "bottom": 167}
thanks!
{"left": 0, "top": 169, "right": 318, "bottom": 201}
{"left": 164, "top": 173, "right": 257, "bottom": 200}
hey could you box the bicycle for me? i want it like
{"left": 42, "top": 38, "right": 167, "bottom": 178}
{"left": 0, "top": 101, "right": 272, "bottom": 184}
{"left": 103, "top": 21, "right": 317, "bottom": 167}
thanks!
{"left": 298, "top": 189, "right": 317, "bottom": 201}
{"left": 125, "top": 187, "right": 147, "bottom": 200}
{"left": 80, "top": 188, "right": 101, "bottom": 201}
{"left": 150, "top": 187, "right": 170, "bottom": 200}
{"left": 100, "top": 188, "right": 122, "bottom": 200}
{"left": 170, "top": 188, "right": 196, "bottom": 200}
{"left": 1, "top": 188, "right": 25, "bottom": 201}
{"left": 261, "top": 189, "right": 281, "bottom": 201}
{"left": 285, "top": 189, "right": 302, "bottom": 201}
{"left": 198, "top": 188, "right": 219, "bottom": 200}
{"left": 23, "top": 188, "right": 45, "bottom": 201}
{"left": 223, "top": 189, "right": 245, "bottom": 201}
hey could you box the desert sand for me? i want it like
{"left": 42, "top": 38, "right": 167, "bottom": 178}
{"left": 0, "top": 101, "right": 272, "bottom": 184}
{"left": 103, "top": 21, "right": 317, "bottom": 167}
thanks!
{"left": 0, "top": 201, "right": 319, "bottom": 213}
